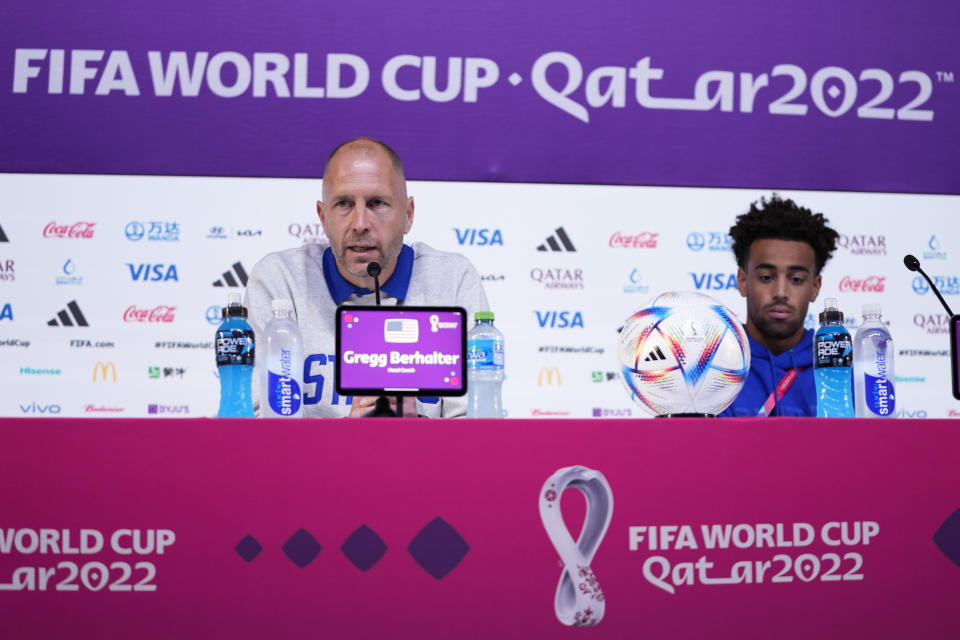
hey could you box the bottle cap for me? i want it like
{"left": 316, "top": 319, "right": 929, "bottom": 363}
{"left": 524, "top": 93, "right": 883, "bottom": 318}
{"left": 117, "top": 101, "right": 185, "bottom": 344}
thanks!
{"left": 818, "top": 297, "right": 843, "bottom": 324}
{"left": 271, "top": 298, "right": 294, "bottom": 316}
{"left": 862, "top": 303, "right": 881, "bottom": 317}
{"left": 222, "top": 292, "right": 248, "bottom": 318}
{"left": 475, "top": 311, "right": 495, "bottom": 321}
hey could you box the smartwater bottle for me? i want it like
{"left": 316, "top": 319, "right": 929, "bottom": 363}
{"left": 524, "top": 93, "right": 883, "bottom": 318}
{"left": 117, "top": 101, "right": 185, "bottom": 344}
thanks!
{"left": 216, "top": 292, "right": 255, "bottom": 417}
{"left": 814, "top": 298, "right": 855, "bottom": 418}
{"left": 466, "top": 311, "right": 504, "bottom": 418}
{"left": 853, "top": 303, "right": 895, "bottom": 418}
{"left": 260, "top": 299, "right": 304, "bottom": 418}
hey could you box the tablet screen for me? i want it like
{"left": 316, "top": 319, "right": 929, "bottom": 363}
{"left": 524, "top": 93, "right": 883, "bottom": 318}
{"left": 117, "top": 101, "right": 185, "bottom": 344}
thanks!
{"left": 335, "top": 306, "right": 467, "bottom": 396}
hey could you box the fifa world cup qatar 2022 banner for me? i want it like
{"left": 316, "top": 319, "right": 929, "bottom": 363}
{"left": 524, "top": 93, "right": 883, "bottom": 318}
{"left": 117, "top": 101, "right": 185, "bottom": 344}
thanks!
{"left": 2, "top": 0, "right": 959, "bottom": 193}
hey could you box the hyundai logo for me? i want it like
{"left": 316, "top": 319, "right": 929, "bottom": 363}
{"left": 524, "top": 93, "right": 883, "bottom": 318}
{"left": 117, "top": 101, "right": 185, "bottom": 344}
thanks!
{"left": 125, "top": 221, "right": 145, "bottom": 241}
{"left": 912, "top": 276, "right": 930, "bottom": 295}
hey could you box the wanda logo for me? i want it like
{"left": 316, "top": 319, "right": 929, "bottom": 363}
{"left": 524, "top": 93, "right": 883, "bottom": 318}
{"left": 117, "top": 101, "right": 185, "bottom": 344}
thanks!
{"left": 609, "top": 232, "right": 658, "bottom": 249}
{"left": 123, "top": 305, "right": 176, "bottom": 323}
{"left": 43, "top": 221, "right": 96, "bottom": 239}
{"left": 838, "top": 276, "right": 886, "bottom": 293}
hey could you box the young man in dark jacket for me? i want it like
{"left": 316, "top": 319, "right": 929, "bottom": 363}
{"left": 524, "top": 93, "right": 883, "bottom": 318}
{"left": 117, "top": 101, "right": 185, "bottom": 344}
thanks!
{"left": 720, "top": 195, "right": 839, "bottom": 417}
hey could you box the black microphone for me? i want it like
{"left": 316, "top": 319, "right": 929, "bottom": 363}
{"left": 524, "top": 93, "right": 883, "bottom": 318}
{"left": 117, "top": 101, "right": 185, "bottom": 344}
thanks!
{"left": 904, "top": 254, "right": 954, "bottom": 316}
{"left": 366, "top": 262, "right": 382, "bottom": 306}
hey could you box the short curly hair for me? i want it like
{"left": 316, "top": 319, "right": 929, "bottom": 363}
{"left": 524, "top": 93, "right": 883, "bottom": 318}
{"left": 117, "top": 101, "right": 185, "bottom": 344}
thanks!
{"left": 729, "top": 194, "right": 839, "bottom": 274}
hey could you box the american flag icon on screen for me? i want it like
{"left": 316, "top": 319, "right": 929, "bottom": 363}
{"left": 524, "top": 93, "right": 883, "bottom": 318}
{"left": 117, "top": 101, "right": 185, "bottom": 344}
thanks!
{"left": 384, "top": 318, "right": 419, "bottom": 343}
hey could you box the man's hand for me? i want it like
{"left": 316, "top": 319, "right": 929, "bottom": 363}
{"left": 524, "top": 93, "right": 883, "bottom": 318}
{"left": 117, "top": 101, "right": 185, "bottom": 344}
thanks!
{"left": 348, "top": 396, "right": 418, "bottom": 417}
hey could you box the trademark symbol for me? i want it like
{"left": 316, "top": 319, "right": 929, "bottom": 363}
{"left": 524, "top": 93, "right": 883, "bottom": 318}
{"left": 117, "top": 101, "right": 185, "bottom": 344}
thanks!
{"left": 936, "top": 71, "right": 954, "bottom": 83}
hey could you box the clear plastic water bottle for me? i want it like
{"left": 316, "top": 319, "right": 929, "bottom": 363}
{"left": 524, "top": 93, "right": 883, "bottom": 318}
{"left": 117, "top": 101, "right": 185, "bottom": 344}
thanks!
{"left": 466, "top": 311, "right": 504, "bottom": 418}
{"left": 853, "top": 303, "right": 895, "bottom": 418}
{"left": 216, "top": 292, "right": 255, "bottom": 418}
{"left": 260, "top": 299, "right": 304, "bottom": 418}
{"left": 814, "top": 298, "right": 854, "bottom": 418}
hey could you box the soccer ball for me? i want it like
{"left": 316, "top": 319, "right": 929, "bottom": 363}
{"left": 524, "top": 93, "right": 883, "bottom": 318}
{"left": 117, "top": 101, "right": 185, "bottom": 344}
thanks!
{"left": 617, "top": 291, "right": 750, "bottom": 416}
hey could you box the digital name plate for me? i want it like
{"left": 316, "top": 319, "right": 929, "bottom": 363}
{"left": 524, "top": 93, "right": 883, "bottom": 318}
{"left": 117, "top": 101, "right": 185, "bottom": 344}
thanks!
{"left": 335, "top": 306, "right": 467, "bottom": 396}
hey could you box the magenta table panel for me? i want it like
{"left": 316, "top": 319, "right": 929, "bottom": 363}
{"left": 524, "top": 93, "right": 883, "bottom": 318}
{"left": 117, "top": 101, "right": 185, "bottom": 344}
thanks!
{"left": 1, "top": 417, "right": 959, "bottom": 638}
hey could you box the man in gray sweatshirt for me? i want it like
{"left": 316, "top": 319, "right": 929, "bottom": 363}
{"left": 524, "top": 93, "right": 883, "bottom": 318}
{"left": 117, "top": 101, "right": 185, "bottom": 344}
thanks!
{"left": 244, "top": 137, "right": 490, "bottom": 417}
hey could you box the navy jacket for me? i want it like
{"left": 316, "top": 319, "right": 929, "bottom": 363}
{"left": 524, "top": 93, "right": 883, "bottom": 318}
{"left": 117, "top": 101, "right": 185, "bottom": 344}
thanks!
{"left": 719, "top": 329, "right": 817, "bottom": 417}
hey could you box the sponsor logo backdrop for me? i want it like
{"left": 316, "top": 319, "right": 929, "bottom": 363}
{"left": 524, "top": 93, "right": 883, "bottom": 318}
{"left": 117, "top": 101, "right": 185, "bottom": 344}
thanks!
{"left": 1, "top": 175, "right": 958, "bottom": 418}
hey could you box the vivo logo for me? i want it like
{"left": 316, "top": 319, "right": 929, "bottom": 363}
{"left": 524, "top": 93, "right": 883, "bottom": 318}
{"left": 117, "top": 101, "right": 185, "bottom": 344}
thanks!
{"left": 19, "top": 402, "right": 62, "bottom": 415}
{"left": 127, "top": 263, "right": 179, "bottom": 282}
{"left": 894, "top": 408, "right": 928, "bottom": 419}
{"left": 690, "top": 273, "right": 738, "bottom": 290}
{"left": 535, "top": 310, "right": 584, "bottom": 328}
{"left": 453, "top": 228, "right": 503, "bottom": 246}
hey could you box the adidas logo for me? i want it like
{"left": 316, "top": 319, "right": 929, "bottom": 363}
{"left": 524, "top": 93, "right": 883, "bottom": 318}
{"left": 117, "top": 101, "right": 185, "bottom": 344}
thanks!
{"left": 48, "top": 300, "right": 89, "bottom": 326}
{"left": 537, "top": 227, "right": 576, "bottom": 252}
{"left": 213, "top": 262, "right": 249, "bottom": 287}
{"left": 644, "top": 346, "right": 667, "bottom": 362}
{"left": 0, "top": 224, "right": 8, "bottom": 242}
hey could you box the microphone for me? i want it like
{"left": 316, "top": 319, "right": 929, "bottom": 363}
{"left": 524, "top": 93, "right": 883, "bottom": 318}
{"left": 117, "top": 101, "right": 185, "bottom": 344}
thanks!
{"left": 904, "top": 254, "right": 954, "bottom": 316}
{"left": 366, "top": 262, "right": 382, "bottom": 306}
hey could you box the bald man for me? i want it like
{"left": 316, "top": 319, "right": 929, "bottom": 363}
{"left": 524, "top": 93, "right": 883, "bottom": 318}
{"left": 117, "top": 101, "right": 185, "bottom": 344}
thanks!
{"left": 244, "top": 137, "right": 490, "bottom": 418}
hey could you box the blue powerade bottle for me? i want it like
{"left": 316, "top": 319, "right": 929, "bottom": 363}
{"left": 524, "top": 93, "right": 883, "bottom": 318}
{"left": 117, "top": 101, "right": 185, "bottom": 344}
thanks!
{"left": 216, "top": 292, "right": 255, "bottom": 417}
{"left": 814, "top": 297, "right": 854, "bottom": 418}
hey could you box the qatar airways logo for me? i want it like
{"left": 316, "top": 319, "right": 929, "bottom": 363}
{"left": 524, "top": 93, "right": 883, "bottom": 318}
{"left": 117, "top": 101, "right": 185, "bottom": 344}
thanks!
{"left": 609, "top": 232, "right": 658, "bottom": 249}
{"left": 123, "top": 305, "right": 176, "bottom": 323}
{"left": 838, "top": 234, "right": 886, "bottom": 256}
{"left": 43, "top": 222, "right": 95, "bottom": 239}
{"left": 838, "top": 276, "right": 886, "bottom": 293}
{"left": 913, "top": 313, "right": 950, "bottom": 335}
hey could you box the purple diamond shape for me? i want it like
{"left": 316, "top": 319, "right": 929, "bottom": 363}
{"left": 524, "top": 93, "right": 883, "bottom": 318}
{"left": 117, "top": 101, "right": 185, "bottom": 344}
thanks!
{"left": 933, "top": 508, "right": 960, "bottom": 568}
{"left": 407, "top": 517, "right": 469, "bottom": 580}
{"left": 341, "top": 524, "right": 388, "bottom": 572}
{"left": 235, "top": 534, "right": 262, "bottom": 562}
{"left": 282, "top": 528, "right": 322, "bottom": 568}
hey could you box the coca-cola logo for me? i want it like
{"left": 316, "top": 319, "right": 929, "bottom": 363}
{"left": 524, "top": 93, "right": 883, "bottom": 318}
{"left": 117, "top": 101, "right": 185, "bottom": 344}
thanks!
{"left": 43, "top": 221, "right": 96, "bottom": 239}
{"left": 123, "top": 305, "right": 177, "bottom": 323}
{"left": 609, "top": 232, "right": 658, "bottom": 249}
{"left": 838, "top": 275, "right": 886, "bottom": 293}
{"left": 913, "top": 313, "right": 950, "bottom": 334}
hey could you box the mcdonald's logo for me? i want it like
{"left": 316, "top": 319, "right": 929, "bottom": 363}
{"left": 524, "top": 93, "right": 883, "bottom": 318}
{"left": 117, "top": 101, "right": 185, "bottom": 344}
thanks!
{"left": 92, "top": 361, "right": 117, "bottom": 382}
{"left": 538, "top": 366, "right": 562, "bottom": 387}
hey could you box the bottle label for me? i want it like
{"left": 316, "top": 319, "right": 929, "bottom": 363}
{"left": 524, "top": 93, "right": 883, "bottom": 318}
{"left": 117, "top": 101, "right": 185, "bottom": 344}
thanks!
{"left": 815, "top": 332, "right": 852, "bottom": 368}
{"left": 863, "top": 373, "right": 895, "bottom": 416}
{"left": 467, "top": 339, "right": 504, "bottom": 369}
{"left": 267, "top": 370, "right": 302, "bottom": 416}
{"left": 216, "top": 329, "right": 255, "bottom": 366}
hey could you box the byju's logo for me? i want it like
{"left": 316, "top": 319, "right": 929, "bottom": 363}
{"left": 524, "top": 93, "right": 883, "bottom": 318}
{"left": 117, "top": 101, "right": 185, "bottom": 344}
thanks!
{"left": 531, "top": 267, "right": 583, "bottom": 290}
{"left": 0, "top": 259, "right": 13, "bottom": 282}
{"left": 838, "top": 234, "right": 886, "bottom": 256}
{"left": 43, "top": 221, "right": 95, "bottom": 239}
{"left": 690, "top": 272, "right": 738, "bottom": 290}
{"left": 923, "top": 235, "right": 947, "bottom": 261}
{"left": 912, "top": 275, "right": 960, "bottom": 296}
{"left": 537, "top": 227, "right": 576, "bottom": 252}
{"left": 686, "top": 231, "right": 732, "bottom": 252}
{"left": 535, "top": 310, "right": 585, "bottom": 328}
{"left": 207, "top": 226, "right": 229, "bottom": 239}
{"left": 609, "top": 231, "right": 657, "bottom": 249}
{"left": 19, "top": 402, "right": 62, "bottom": 415}
{"left": 454, "top": 228, "right": 503, "bottom": 246}
{"left": 213, "top": 262, "right": 249, "bottom": 287}
{"left": 623, "top": 268, "right": 649, "bottom": 294}
{"left": 127, "top": 263, "right": 179, "bottom": 282}
{"left": 206, "top": 305, "right": 222, "bottom": 325}
{"left": 592, "top": 407, "right": 633, "bottom": 418}
{"left": 288, "top": 223, "right": 327, "bottom": 244}
{"left": 47, "top": 300, "right": 88, "bottom": 326}
{"left": 147, "top": 404, "right": 190, "bottom": 415}
{"left": 56, "top": 258, "right": 82, "bottom": 285}
{"left": 125, "top": 221, "right": 180, "bottom": 242}
{"left": 914, "top": 313, "right": 950, "bottom": 335}
{"left": 92, "top": 361, "right": 117, "bottom": 382}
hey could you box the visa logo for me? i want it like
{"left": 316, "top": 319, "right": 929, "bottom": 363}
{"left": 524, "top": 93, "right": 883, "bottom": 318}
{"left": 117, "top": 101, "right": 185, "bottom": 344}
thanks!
{"left": 127, "top": 263, "right": 179, "bottom": 282}
{"left": 19, "top": 402, "right": 62, "bottom": 414}
{"left": 0, "top": 303, "right": 11, "bottom": 321}
{"left": 690, "top": 273, "right": 738, "bottom": 290}
{"left": 454, "top": 228, "right": 503, "bottom": 246}
{"left": 535, "top": 310, "right": 584, "bottom": 328}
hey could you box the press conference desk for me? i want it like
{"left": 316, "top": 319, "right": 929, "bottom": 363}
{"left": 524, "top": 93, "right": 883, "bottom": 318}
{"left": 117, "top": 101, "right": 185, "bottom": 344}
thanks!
{"left": 2, "top": 417, "right": 959, "bottom": 639}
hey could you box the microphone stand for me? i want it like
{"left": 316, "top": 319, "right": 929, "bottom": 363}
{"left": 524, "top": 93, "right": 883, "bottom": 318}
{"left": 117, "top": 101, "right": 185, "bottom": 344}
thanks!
{"left": 364, "top": 261, "right": 400, "bottom": 418}
{"left": 904, "top": 254, "right": 955, "bottom": 317}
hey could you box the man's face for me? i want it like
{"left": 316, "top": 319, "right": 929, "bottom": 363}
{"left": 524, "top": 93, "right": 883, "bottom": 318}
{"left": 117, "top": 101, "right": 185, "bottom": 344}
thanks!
{"left": 318, "top": 145, "right": 414, "bottom": 287}
{"left": 737, "top": 238, "right": 822, "bottom": 353}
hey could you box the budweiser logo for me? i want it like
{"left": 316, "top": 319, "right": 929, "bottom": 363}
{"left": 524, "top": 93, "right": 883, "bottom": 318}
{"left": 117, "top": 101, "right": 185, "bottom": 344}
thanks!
{"left": 85, "top": 405, "right": 124, "bottom": 413}
{"left": 123, "top": 305, "right": 177, "bottom": 323}
{"left": 950, "top": 410, "right": 960, "bottom": 418}
{"left": 838, "top": 275, "right": 886, "bottom": 293}
{"left": 43, "top": 221, "right": 96, "bottom": 239}
{"left": 609, "top": 231, "right": 658, "bottom": 249}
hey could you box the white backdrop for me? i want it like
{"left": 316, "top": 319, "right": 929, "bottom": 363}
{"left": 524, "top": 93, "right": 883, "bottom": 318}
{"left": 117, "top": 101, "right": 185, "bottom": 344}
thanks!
{"left": 1, "top": 173, "right": 958, "bottom": 419}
